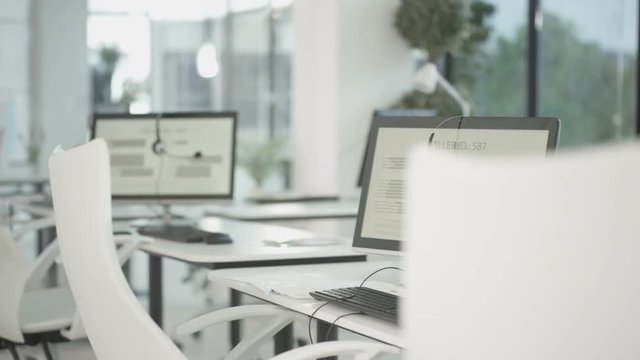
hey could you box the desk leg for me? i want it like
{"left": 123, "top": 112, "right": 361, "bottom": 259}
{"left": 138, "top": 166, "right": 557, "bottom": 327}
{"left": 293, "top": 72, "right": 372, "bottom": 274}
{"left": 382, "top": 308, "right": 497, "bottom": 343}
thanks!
{"left": 230, "top": 289, "right": 241, "bottom": 347}
{"left": 316, "top": 321, "right": 337, "bottom": 360}
{"left": 274, "top": 324, "right": 294, "bottom": 354}
{"left": 38, "top": 227, "right": 57, "bottom": 287}
{"left": 149, "top": 255, "right": 163, "bottom": 328}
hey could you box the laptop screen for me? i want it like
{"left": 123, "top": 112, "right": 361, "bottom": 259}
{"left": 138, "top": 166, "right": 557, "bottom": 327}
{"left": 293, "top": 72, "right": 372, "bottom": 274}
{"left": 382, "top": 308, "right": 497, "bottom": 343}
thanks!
{"left": 353, "top": 116, "right": 560, "bottom": 255}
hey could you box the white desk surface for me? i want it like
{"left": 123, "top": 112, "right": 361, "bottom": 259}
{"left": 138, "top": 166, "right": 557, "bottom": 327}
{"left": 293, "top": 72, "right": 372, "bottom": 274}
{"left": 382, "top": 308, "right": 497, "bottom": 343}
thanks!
{"left": 10, "top": 200, "right": 159, "bottom": 220}
{"left": 9, "top": 198, "right": 359, "bottom": 222}
{"left": 8, "top": 199, "right": 363, "bottom": 265}
{"left": 209, "top": 261, "right": 404, "bottom": 348}
{"left": 138, "top": 217, "right": 363, "bottom": 266}
{"left": 0, "top": 175, "right": 48, "bottom": 185}
{"left": 203, "top": 200, "right": 360, "bottom": 221}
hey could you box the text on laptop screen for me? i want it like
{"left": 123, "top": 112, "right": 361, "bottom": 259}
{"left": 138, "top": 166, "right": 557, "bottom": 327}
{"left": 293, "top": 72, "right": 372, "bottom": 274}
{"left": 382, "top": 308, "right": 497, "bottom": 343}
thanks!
{"left": 360, "top": 128, "right": 550, "bottom": 242}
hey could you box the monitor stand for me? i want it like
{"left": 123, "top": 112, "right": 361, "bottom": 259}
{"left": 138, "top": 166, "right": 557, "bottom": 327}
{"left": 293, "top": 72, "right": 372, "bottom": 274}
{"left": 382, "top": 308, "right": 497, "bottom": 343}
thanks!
{"left": 134, "top": 204, "right": 232, "bottom": 244}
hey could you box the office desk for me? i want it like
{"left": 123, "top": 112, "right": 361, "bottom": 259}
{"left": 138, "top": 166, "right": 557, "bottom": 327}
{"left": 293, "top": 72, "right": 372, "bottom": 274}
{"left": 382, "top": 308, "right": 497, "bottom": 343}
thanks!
{"left": 7, "top": 200, "right": 367, "bottom": 349}
{"left": 209, "top": 261, "right": 404, "bottom": 348}
{"left": 203, "top": 200, "right": 359, "bottom": 222}
{"left": 0, "top": 176, "right": 48, "bottom": 191}
{"left": 137, "top": 217, "right": 366, "bottom": 329}
{"left": 11, "top": 200, "right": 160, "bottom": 220}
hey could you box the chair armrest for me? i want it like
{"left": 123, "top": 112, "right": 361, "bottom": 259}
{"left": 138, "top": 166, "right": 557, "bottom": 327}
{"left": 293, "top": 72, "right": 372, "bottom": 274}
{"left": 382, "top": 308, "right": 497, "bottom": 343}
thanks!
{"left": 112, "top": 234, "right": 154, "bottom": 265}
{"left": 176, "top": 304, "right": 293, "bottom": 336}
{"left": 24, "top": 239, "right": 60, "bottom": 291}
{"left": 177, "top": 305, "right": 300, "bottom": 360}
{"left": 269, "top": 341, "right": 400, "bottom": 360}
{"left": 12, "top": 216, "right": 56, "bottom": 239}
{"left": 24, "top": 234, "right": 153, "bottom": 291}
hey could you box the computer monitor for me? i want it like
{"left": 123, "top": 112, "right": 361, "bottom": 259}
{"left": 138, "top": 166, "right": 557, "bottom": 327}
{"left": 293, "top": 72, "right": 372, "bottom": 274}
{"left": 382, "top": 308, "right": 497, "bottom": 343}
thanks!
{"left": 92, "top": 112, "right": 236, "bottom": 201}
{"left": 357, "top": 109, "right": 436, "bottom": 187}
{"left": 353, "top": 115, "right": 560, "bottom": 256}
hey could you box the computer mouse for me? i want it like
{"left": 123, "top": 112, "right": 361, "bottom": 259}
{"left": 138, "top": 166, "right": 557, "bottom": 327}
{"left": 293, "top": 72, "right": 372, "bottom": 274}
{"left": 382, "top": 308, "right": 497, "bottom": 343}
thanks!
{"left": 205, "top": 232, "right": 233, "bottom": 245}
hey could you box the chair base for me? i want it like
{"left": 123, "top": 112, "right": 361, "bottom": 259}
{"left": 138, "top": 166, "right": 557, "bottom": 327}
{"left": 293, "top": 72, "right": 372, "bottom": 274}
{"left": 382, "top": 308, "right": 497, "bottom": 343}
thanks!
{"left": 1, "top": 331, "right": 69, "bottom": 348}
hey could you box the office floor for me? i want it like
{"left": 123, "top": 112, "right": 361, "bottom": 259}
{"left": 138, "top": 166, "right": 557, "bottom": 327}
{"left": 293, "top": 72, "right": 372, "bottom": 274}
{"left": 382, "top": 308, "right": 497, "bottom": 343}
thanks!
{"left": 4, "top": 218, "right": 400, "bottom": 359}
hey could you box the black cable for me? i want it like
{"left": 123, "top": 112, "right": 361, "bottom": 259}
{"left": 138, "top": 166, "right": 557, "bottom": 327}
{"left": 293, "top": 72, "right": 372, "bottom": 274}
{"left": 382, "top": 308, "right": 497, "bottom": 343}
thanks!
{"left": 153, "top": 112, "right": 203, "bottom": 160}
{"left": 324, "top": 311, "right": 364, "bottom": 342}
{"left": 307, "top": 266, "right": 403, "bottom": 344}
{"left": 307, "top": 298, "right": 344, "bottom": 345}
{"left": 155, "top": 150, "right": 165, "bottom": 203}
{"left": 428, "top": 115, "right": 465, "bottom": 147}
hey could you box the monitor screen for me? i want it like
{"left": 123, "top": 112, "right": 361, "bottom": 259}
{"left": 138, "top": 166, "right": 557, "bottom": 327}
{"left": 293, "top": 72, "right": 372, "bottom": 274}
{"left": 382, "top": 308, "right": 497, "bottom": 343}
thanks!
{"left": 92, "top": 112, "right": 236, "bottom": 200}
{"left": 353, "top": 116, "right": 560, "bottom": 255}
{"left": 357, "top": 109, "right": 437, "bottom": 187}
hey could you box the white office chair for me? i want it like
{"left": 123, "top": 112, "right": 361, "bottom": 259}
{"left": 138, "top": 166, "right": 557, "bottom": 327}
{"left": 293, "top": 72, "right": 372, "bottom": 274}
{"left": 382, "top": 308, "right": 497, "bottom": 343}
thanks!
{"left": 404, "top": 144, "right": 640, "bottom": 359}
{"left": 0, "top": 215, "right": 155, "bottom": 360}
{"left": 0, "top": 218, "right": 83, "bottom": 360}
{"left": 48, "top": 138, "right": 397, "bottom": 360}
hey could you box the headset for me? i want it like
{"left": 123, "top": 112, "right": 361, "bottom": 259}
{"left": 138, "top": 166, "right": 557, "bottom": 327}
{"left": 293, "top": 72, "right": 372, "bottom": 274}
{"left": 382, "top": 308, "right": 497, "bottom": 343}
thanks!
{"left": 152, "top": 113, "right": 204, "bottom": 160}
{"left": 428, "top": 115, "right": 465, "bottom": 147}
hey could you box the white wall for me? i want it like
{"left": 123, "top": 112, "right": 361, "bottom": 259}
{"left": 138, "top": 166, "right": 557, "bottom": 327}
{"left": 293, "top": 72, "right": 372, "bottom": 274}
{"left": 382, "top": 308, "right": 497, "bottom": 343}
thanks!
{"left": 292, "top": 0, "right": 413, "bottom": 195}
{"left": 292, "top": 0, "right": 341, "bottom": 195}
{"left": 31, "top": 0, "right": 89, "bottom": 172}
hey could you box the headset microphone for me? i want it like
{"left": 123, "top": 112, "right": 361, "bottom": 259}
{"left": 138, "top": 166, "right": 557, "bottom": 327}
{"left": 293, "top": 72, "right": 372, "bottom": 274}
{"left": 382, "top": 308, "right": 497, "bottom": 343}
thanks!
{"left": 153, "top": 113, "right": 165, "bottom": 155}
{"left": 153, "top": 113, "right": 203, "bottom": 159}
{"left": 429, "top": 115, "right": 465, "bottom": 148}
{"left": 152, "top": 139, "right": 166, "bottom": 155}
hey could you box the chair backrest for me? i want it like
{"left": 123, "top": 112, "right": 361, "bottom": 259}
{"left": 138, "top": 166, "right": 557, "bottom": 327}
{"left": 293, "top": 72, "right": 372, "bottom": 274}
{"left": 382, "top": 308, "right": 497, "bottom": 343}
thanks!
{"left": 404, "top": 144, "right": 640, "bottom": 360}
{"left": 0, "top": 226, "right": 28, "bottom": 343}
{"left": 49, "top": 139, "right": 185, "bottom": 360}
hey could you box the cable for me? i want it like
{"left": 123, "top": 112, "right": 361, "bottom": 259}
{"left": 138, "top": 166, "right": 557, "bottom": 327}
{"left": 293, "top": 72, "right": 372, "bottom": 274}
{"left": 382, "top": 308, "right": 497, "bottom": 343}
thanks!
{"left": 307, "top": 266, "right": 402, "bottom": 344}
{"left": 428, "top": 114, "right": 465, "bottom": 147}
{"left": 155, "top": 149, "right": 166, "bottom": 207}
{"left": 324, "top": 311, "right": 364, "bottom": 342}
{"left": 153, "top": 112, "right": 204, "bottom": 160}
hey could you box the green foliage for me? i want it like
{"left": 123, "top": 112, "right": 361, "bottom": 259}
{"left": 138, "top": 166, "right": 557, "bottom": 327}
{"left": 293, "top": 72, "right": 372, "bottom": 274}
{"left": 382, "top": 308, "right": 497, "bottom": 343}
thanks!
{"left": 119, "top": 79, "right": 145, "bottom": 106}
{"left": 394, "top": 0, "right": 495, "bottom": 113}
{"left": 394, "top": 88, "right": 462, "bottom": 116}
{"left": 459, "top": 1, "right": 495, "bottom": 56}
{"left": 98, "top": 45, "right": 123, "bottom": 71}
{"left": 19, "top": 126, "right": 44, "bottom": 167}
{"left": 395, "top": 0, "right": 468, "bottom": 60}
{"left": 238, "top": 138, "right": 285, "bottom": 188}
{"left": 466, "top": 13, "right": 636, "bottom": 147}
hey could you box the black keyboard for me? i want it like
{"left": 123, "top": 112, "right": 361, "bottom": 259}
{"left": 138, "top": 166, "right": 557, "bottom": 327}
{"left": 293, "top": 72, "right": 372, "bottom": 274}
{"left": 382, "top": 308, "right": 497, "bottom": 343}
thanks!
{"left": 310, "top": 287, "right": 399, "bottom": 323}
{"left": 137, "top": 225, "right": 232, "bottom": 244}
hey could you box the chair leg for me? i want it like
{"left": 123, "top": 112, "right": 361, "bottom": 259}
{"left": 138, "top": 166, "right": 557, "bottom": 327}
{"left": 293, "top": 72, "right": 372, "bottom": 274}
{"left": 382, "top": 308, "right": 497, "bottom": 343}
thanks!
{"left": 40, "top": 342, "right": 53, "bottom": 360}
{"left": 7, "top": 342, "right": 20, "bottom": 360}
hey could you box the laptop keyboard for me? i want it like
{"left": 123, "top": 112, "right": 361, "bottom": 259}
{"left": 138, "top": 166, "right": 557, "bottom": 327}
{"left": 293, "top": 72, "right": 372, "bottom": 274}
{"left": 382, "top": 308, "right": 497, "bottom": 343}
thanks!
{"left": 310, "top": 286, "right": 399, "bottom": 323}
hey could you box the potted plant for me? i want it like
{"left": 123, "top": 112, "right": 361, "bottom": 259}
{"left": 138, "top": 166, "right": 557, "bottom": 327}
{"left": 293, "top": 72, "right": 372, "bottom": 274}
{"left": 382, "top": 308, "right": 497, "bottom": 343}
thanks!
{"left": 394, "top": 0, "right": 495, "bottom": 115}
{"left": 238, "top": 138, "right": 285, "bottom": 195}
{"left": 19, "top": 125, "right": 44, "bottom": 175}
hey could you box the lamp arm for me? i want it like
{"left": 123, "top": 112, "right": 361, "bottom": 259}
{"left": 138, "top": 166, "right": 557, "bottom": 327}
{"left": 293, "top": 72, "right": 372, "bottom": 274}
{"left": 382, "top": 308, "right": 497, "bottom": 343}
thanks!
{"left": 436, "top": 71, "right": 471, "bottom": 116}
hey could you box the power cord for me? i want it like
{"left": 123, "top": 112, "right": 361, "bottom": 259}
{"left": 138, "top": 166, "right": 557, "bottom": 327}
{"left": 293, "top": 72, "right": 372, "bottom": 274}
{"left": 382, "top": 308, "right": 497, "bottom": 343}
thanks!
{"left": 307, "top": 266, "right": 402, "bottom": 344}
{"left": 428, "top": 114, "right": 465, "bottom": 147}
{"left": 324, "top": 311, "right": 364, "bottom": 342}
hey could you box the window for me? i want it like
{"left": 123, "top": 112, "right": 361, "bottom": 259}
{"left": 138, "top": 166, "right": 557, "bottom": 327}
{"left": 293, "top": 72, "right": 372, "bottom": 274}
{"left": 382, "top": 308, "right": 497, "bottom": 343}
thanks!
{"left": 540, "top": 0, "right": 638, "bottom": 146}
{"left": 452, "top": 0, "right": 638, "bottom": 148}
{"left": 88, "top": 0, "right": 294, "bottom": 193}
{"left": 453, "top": 0, "right": 529, "bottom": 117}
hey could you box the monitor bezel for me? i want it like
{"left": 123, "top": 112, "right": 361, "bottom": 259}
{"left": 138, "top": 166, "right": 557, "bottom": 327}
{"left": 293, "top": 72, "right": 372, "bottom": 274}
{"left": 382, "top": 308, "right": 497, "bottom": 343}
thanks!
{"left": 353, "top": 115, "right": 560, "bottom": 255}
{"left": 91, "top": 111, "right": 238, "bottom": 201}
